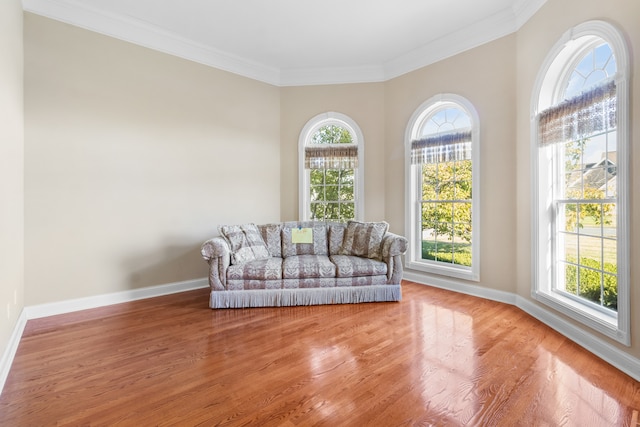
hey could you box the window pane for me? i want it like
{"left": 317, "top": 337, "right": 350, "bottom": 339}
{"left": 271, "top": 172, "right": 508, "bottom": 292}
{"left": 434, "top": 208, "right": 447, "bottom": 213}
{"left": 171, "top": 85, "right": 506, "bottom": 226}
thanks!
{"left": 559, "top": 232, "right": 577, "bottom": 263}
{"left": 579, "top": 266, "right": 602, "bottom": 305}
{"left": 324, "top": 185, "right": 339, "bottom": 201}
{"left": 338, "top": 169, "right": 354, "bottom": 184}
{"left": 564, "top": 140, "right": 583, "bottom": 171}
{"left": 603, "top": 239, "right": 617, "bottom": 273}
{"left": 561, "top": 203, "right": 578, "bottom": 233}
{"left": 438, "top": 182, "right": 455, "bottom": 200}
{"left": 340, "top": 203, "right": 354, "bottom": 220}
{"left": 578, "top": 235, "right": 602, "bottom": 265}
{"left": 325, "top": 170, "right": 339, "bottom": 183}
{"left": 603, "top": 207, "right": 616, "bottom": 238}
{"left": 453, "top": 202, "right": 471, "bottom": 223}
{"left": 341, "top": 185, "right": 354, "bottom": 201}
{"left": 310, "top": 203, "right": 326, "bottom": 220}
{"left": 561, "top": 261, "right": 578, "bottom": 294}
{"left": 325, "top": 203, "right": 340, "bottom": 221}
{"left": 310, "top": 169, "right": 325, "bottom": 184}
{"left": 603, "top": 273, "right": 618, "bottom": 310}
{"left": 312, "top": 125, "right": 353, "bottom": 145}
{"left": 454, "top": 160, "right": 472, "bottom": 181}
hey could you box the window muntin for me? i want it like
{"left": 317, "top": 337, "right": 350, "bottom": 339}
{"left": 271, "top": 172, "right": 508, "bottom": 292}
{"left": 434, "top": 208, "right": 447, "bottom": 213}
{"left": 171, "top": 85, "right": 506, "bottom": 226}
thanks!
{"left": 532, "top": 21, "right": 629, "bottom": 344}
{"left": 405, "top": 96, "right": 480, "bottom": 281}
{"left": 299, "top": 113, "right": 363, "bottom": 222}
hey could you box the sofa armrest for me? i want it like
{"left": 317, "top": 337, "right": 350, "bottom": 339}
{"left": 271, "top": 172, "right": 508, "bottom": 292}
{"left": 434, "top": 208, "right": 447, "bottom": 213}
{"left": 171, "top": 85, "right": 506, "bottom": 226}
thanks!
{"left": 201, "top": 237, "right": 230, "bottom": 261}
{"left": 201, "top": 237, "right": 231, "bottom": 291}
{"left": 381, "top": 232, "right": 407, "bottom": 284}
{"left": 381, "top": 232, "right": 408, "bottom": 258}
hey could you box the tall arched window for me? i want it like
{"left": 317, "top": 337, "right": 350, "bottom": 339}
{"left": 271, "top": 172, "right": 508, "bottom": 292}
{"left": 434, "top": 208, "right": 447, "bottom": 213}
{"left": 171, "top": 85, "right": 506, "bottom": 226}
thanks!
{"left": 405, "top": 94, "right": 480, "bottom": 281}
{"left": 299, "top": 112, "right": 364, "bottom": 222}
{"left": 532, "top": 21, "right": 630, "bottom": 344}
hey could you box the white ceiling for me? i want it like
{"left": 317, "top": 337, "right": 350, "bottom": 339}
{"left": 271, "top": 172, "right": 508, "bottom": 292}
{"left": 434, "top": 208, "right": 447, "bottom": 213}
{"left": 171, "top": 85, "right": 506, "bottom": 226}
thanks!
{"left": 22, "top": 0, "right": 547, "bottom": 86}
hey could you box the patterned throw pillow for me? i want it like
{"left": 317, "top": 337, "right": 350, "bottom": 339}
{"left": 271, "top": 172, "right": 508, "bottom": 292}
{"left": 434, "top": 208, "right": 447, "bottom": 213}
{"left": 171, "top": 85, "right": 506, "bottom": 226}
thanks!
{"left": 339, "top": 220, "right": 389, "bottom": 260}
{"left": 218, "top": 223, "right": 271, "bottom": 265}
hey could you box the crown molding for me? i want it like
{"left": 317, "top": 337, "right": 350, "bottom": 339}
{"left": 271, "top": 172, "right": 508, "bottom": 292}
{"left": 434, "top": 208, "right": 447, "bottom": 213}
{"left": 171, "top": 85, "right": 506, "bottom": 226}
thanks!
{"left": 22, "top": 0, "right": 547, "bottom": 87}
{"left": 22, "top": 0, "right": 282, "bottom": 85}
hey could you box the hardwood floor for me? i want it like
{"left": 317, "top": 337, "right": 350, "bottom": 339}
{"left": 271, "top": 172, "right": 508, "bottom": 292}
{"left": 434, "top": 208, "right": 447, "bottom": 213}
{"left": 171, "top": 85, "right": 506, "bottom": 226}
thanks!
{"left": 1, "top": 281, "right": 639, "bottom": 426}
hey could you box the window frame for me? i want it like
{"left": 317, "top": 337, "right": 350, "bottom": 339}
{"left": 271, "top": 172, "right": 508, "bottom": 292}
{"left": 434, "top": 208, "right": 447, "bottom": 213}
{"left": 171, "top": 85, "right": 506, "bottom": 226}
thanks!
{"left": 531, "top": 20, "right": 630, "bottom": 345}
{"left": 405, "top": 94, "right": 481, "bottom": 281}
{"left": 298, "top": 112, "right": 364, "bottom": 222}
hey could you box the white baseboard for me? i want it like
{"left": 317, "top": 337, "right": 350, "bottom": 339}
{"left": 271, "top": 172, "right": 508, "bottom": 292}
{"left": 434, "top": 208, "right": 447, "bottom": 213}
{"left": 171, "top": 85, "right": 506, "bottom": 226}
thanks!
{"left": 0, "top": 309, "right": 27, "bottom": 398}
{"left": 516, "top": 296, "right": 640, "bottom": 382}
{"left": 0, "top": 277, "right": 209, "bottom": 396}
{"left": 25, "top": 278, "right": 209, "bottom": 319}
{"left": 403, "top": 270, "right": 517, "bottom": 305}
{"left": 404, "top": 270, "right": 640, "bottom": 382}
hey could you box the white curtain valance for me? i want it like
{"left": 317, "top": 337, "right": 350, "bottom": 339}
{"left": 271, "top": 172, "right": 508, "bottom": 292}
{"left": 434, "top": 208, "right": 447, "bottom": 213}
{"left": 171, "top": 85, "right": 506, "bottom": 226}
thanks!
{"left": 305, "top": 145, "right": 358, "bottom": 169}
{"left": 411, "top": 131, "right": 472, "bottom": 165}
{"left": 538, "top": 80, "right": 617, "bottom": 146}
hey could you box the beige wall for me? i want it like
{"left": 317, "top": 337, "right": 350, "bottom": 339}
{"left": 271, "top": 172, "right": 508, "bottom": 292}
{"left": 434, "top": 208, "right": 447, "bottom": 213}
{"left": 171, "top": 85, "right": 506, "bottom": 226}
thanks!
{"left": 280, "top": 83, "right": 387, "bottom": 225}
{"left": 0, "top": 0, "right": 24, "bottom": 358}
{"left": 515, "top": 0, "right": 640, "bottom": 358}
{"left": 384, "top": 35, "right": 518, "bottom": 294}
{"left": 24, "top": 14, "right": 281, "bottom": 305}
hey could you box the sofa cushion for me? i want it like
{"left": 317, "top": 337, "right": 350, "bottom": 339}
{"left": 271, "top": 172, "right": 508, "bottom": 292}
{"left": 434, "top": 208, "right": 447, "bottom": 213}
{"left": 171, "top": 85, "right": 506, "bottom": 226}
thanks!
{"left": 282, "top": 255, "right": 336, "bottom": 279}
{"left": 218, "top": 223, "right": 270, "bottom": 265}
{"left": 338, "top": 220, "right": 389, "bottom": 260}
{"left": 330, "top": 255, "right": 387, "bottom": 278}
{"left": 328, "top": 224, "right": 346, "bottom": 255}
{"left": 281, "top": 224, "right": 328, "bottom": 257}
{"left": 258, "top": 223, "right": 282, "bottom": 258}
{"left": 227, "top": 257, "right": 283, "bottom": 281}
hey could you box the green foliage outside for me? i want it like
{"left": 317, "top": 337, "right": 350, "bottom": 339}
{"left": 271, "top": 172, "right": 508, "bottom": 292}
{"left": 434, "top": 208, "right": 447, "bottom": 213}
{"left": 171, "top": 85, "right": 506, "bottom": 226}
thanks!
{"left": 311, "top": 125, "right": 352, "bottom": 145}
{"left": 421, "top": 159, "right": 472, "bottom": 266}
{"left": 421, "top": 241, "right": 472, "bottom": 266}
{"left": 309, "top": 125, "right": 354, "bottom": 222}
{"left": 563, "top": 256, "right": 617, "bottom": 310}
{"left": 310, "top": 168, "right": 354, "bottom": 222}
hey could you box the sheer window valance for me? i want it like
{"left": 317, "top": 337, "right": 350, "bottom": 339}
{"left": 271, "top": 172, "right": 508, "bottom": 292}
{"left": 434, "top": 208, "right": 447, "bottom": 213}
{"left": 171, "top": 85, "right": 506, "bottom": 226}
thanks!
{"left": 538, "top": 80, "right": 617, "bottom": 146}
{"left": 411, "top": 131, "right": 472, "bottom": 164}
{"left": 305, "top": 145, "right": 358, "bottom": 169}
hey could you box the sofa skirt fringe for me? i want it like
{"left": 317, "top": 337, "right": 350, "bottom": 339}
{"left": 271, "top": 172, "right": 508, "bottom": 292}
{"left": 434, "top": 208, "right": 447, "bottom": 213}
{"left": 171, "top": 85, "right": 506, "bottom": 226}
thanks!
{"left": 209, "top": 285, "right": 401, "bottom": 309}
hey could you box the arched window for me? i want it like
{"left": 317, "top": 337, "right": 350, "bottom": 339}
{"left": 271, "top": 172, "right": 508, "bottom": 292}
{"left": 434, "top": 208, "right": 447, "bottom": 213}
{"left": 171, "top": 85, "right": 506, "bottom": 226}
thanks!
{"left": 405, "top": 94, "right": 480, "bottom": 281}
{"left": 299, "top": 112, "right": 364, "bottom": 222}
{"left": 531, "top": 21, "right": 630, "bottom": 345}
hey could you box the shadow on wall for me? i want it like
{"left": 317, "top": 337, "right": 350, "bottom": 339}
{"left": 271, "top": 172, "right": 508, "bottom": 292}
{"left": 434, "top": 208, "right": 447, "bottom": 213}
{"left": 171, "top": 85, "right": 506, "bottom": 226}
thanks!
{"left": 123, "top": 239, "right": 209, "bottom": 289}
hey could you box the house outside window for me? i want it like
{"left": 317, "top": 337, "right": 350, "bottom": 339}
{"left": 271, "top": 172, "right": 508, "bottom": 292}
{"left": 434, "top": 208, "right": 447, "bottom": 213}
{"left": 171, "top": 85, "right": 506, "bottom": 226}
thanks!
{"left": 531, "top": 21, "right": 630, "bottom": 345}
{"left": 405, "top": 94, "right": 480, "bottom": 281}
{"left": 299, "top": 112, "right": 364, "bottom": 222}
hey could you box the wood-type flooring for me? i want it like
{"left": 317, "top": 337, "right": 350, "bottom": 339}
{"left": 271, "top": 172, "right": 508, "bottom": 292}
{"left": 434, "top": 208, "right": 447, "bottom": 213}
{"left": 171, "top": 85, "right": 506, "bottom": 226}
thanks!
{"left": 1, "top": 281, "right": 639, "bottom": 426}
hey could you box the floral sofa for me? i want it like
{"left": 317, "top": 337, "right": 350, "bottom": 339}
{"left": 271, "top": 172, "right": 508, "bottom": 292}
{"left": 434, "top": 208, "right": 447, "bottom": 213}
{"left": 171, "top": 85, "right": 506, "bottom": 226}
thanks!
{"left": 200, "top": 220, "right": 408, "bottom": 308}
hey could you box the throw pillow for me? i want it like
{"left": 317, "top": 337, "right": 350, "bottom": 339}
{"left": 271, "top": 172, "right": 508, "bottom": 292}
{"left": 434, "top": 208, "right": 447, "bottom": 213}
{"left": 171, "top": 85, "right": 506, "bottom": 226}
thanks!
{"left": 339, "top": 220, "right": 389, "bottom": 260}
{"left": 218, "top": 223, "right": 271, "bottom": 265}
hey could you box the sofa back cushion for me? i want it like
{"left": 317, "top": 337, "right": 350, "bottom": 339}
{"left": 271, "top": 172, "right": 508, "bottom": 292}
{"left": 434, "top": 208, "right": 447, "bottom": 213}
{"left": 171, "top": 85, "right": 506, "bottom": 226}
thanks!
{"left": 338, "top": 220, "right": 389, "bottom": 260}
{"left": 328, "top": 224, "right": 347, "bottom": 255}
{"left": 281, "top": 222, "right": 328, "bottom": 257}
{"left": 258, "top": 223, "right": 282, "bottom": 258}
{"left": 218, "top": 223, "right": 271, "bottom": 265}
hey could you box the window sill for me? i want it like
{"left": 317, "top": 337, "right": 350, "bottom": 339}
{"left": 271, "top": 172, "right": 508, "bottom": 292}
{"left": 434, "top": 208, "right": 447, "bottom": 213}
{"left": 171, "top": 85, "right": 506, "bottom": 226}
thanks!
{"left": 406, "top": 259, "right": 479, "bottom": 282}
{"left": 533, "top": 289, "right": 628, "bottom": 345}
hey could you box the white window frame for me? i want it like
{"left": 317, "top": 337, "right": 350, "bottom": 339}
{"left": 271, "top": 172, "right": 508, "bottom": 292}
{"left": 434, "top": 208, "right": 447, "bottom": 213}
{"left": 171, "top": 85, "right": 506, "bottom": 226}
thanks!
{"left": 531, "top": 20, "right": 630, "bottom": 345}
{"left": 404, "top": 94, "right": 480, "bottom": 281}
{"left": 298, "top": 112, "right": 364, "bottom": 221}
